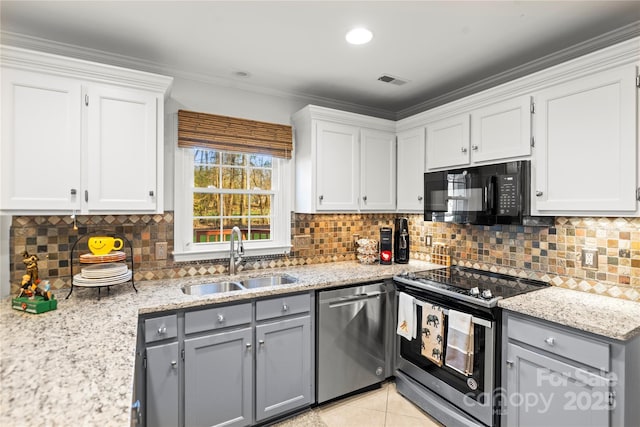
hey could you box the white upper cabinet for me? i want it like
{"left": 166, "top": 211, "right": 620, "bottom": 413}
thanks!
{"left": 315, "top": 121, "right": 360, "bottom": 211}
{"left": 1, "top": 69, "right": 82, "bottom": 211}
{"left": 470, "top": 96, "right": 532, "bottom": 163}
{"left": 425, "top": 96, "right": 531, "bottom": 171}
{"left": 86, "top": 85, "right": 158, "bottom": 211}
{"left": 360, "top": 128, "right": 396, "bottom": 211}
{"left": 293, "top": 105, "right": 396, "bottom": 213}
{"left": 0, "top": 45, "right": 172, "bottom": 214}
{"left": 532, "top": 64, "right": 638, "bottom": 215}
{"left": 396, "top": 127, "right": 426, "bottom": 212}
{"left": 426, "top": 113, "right": 470, "bottom": 170}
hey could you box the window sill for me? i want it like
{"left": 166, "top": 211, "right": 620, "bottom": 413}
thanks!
{"left": 173, "top": 244, "right": 292, "bottom": 263}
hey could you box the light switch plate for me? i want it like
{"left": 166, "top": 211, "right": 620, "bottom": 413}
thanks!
{"left": 581, "top": 248, "right": 598, "bottom": 269}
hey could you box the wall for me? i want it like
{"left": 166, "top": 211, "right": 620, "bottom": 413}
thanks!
{"left": 8, "top": 212, "right": 640, "bottom": 302}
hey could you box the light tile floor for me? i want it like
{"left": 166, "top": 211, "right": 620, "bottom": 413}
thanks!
{"left": 275, "top": 381, "right": 443, "bottom": 427}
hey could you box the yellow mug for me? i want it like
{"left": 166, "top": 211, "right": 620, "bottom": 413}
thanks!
{"left": 88, "top": 236, "right": 123, "bottom": 255}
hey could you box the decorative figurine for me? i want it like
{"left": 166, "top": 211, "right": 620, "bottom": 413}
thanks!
{"left": 12, "top": 250, "right": 56, "bottom": 314}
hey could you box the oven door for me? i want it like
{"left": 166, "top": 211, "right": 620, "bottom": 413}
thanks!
{"left": 395, "top": 285, "right": 498, "bottom": 426}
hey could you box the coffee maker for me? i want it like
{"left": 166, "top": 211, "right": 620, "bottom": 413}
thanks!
{"left": 394, "top": 217, "right": 410, "bottom": 264}
{"left": 379, "top": 227, "right": 393, "bottom": 265}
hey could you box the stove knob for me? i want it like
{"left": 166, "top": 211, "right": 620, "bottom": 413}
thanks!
{"left": 469, "top": 287, "right": 480, "bottom": 296}
{"left": 481, "top": 289, "right": 493, "bottom": 299}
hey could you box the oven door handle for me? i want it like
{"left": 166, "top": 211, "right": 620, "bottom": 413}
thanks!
{"left": 412, "top": 299, "right": 493, "bottom": 329}
{"left": 327, "top": 292, "right": 383, "bottom": 308}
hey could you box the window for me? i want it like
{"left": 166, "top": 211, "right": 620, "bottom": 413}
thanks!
{"left": 174, "top": 147, "right": 292, "bottom": 262}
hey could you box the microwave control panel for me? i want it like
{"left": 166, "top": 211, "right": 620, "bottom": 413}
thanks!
{"left": 497, "top": 175, "right": 519, "bottom": 216}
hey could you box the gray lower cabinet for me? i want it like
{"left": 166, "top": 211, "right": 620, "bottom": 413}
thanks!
{"left": 503, "top": 311, "right": 640, "bottom": 427}
{"left": 146, "top": 342, "right": 180, "bottom": 427}
{"left": 184, "top": 327, "right": 252, "bottom": 427}
{"left": 255, "top": 315, "right": 311, "bottom": 421}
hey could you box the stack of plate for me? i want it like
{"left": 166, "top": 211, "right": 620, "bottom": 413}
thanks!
{"left": 73, "top": 262, "right": 132, "bottom": 287}
{"left": 80, "top": 251, "right": 127, "bottom": 263}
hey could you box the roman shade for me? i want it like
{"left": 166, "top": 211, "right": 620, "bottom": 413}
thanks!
{"left": 177, "top": 110, "right": 293, "bottom": 159}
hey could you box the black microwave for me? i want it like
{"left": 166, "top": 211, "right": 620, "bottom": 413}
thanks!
{"left": 424, "top": 160, "right": 553, "bottom": 226}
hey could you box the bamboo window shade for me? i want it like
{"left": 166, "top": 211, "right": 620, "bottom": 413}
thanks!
{"left": 178, "top": 110, "right": 293, "bottom": 159}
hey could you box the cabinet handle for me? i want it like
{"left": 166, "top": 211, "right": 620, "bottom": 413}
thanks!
{"left": 282, "top": 304, "right": 289, "bottom": 312}
{"left": 536, "top": 191, "right": 543, "bottom": 197}
{"left": 471, "top": 145, "right": 478, "bottom": 151}
{"left": 170, "top": 360, "right": 177, "bottom": 368}
{"left": 417, "top": 196, "right": 423, "bottom": 201}
{"left": 149, "top": 190, "right": 154, "bottom": 197}
{"left": 461, "top": 147, "right": 468, "bottom": 153}
{"left": 85, "top": 94, "right": 89, "bottom": 106}
{"left": 157, "top": 326, "right": 167, "bottom": 335}
{"left": 506, "top": 360, "right": 514, "bottom": 368}
{"left": 217, "top": 314, "right": 224, "bottom": 323}
{"left": 544, "top": 337, "right": 555, "bottom": 346}
{"left": 85, "top": 190, "right": 88, "bottom": 202}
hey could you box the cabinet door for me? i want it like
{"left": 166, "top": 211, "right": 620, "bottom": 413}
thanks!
{"left": 396, "top": 128, "right": 426, "bottom": 211}
{"left": 146, "top": 342, "right": 179, "bottom": 427}
{"left": 533, "top": 65, "right": 637, "bottom": 214}
{"left": 1, "top": 68, "right": 82, "bottom": 210}
{"left": 315, "top": 121, "right": 360, "bottom": 210}
{"left": 426, "top": 113, "right": 470, "bottom": 170}
{"left": 471, "top": 96, "right": 531, "bottom": 163}
{"left": 360, "top": 129, "right": 396, "bottom": 211}
{"left": 184, "top": 327, "right": 252, "bottom": 427}
{"left": 86, "top": 85, "right": 158, "bottom": 211}
{"left": 255, "top": 315, "right": 311, "bottom": 421}
{"left": 506, "top": 343, "right": 610, "bottom": 427}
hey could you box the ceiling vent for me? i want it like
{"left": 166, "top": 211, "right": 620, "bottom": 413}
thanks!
{"left": 377, "top": 74, "right": 409, "bottom": 86}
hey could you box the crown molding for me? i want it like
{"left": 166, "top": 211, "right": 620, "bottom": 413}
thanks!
{"left": 396, "top": 20, "right": 640, "bottom": 120}
{"left": 0, "top": 31, "right": 396, "bottom": 120}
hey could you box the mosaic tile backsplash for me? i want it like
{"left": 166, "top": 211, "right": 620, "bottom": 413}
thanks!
{"left": 8, "top": 213, "right": 640, "bottom": 301}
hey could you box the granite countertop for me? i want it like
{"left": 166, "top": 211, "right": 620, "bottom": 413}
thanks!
{"left": 498, "top": 286, "right": 640, "bottom": 341}
{"left": 0, "top": 260, "right": 438, "bottom": 426}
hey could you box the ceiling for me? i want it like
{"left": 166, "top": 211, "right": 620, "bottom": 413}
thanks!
{"left": 2, "top": 1, "right": 640, "bottom": 119}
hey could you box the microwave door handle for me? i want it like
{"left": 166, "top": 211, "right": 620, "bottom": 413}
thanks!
{"left": 485, "top": 176, "right": 496, "bottom": 215}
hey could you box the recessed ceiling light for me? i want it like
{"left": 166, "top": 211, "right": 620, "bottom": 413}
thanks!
{"left": 233, "top": 71, "right": 251, "bottom": 78}
{"left": 346, "top": 28, "right": 373, "bottom": 45}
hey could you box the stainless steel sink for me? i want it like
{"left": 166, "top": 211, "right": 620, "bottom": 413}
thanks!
{"left": 182, "top": 281, "right": 244, "bottom": 295}
{"left": 240, "top": 274, "right": 298, "bottom": 289}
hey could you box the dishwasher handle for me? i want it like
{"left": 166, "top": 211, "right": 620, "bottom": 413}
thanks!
{"left": 326, "top": 291, "right": 385, "bottom": 308}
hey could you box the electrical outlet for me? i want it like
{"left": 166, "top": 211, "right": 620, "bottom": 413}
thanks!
{"left": 156, "top": 242, "right": 168, "bottom": 260}
{"left": 581, "top": 248, "right": 598, "bottom": 269}
{"left": 293, "top": 235, "right": 311, "bottom": 249}
{"left": 426, "top": 235, "right": 432, "bottom": 247}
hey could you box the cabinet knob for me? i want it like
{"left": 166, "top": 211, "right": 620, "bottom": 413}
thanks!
{"left": 362, "top": 196, "right": 367, "bottom": 203}
{"left": 170, "top": 360, "right": 177, "bottom": 369}
{"left": 157, "top": 326, "right": 167, "bottom": 335}
{"left": 70, "top": 188, "right": 77, "bottom": 196}
{"left": 217, "top": 313, "right": 225, "bottom": 323}
{"left": 471, "top": 145, "right": 478, "bottom": 151}
{"left": 544, "top": 337, "right": 555, "bottom": 346}
{"left": 319, "top": 195, "right": 324, "bottom": 203}
{"left": 259, "top": 340, "right": 265, "bottom": 346}
{"left": 149, "top": 190, "right": 154, "bottom": 197}
{"left": 246, "top": 343, "right": 252, "bottom": 350}
{"left": 282, "top": 304, "right": 289, "bottom": 312}
{"left": 461, "top": 147, "right": 468, "bottom": 153}
{"left": 506, "top": 360, "right": 514, "bottom": 368}
{"left": 417, "top": 196, "right": 423, "bottom": 201}
{"left": 536, "top": 191, "right": 544, "bottom": 197}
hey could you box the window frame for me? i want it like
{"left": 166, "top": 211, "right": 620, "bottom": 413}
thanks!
{"left": 173, "top": 146, "right": 292, "bottom": 262}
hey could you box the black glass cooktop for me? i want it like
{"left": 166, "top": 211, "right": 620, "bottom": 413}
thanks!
{"left": 394, "top": 266, "right": 548, "bottom": 307}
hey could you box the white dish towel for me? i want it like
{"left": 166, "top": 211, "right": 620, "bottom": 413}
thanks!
{"left": 396, "top": 292, "right": 417, "bottom": 340}
{"left": 444, "top": 309, "right": 474, "bottom": 375}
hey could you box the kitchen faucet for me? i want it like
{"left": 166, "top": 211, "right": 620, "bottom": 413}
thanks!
{"left": 229, "top": 226, "right": 244, "bottom": 275}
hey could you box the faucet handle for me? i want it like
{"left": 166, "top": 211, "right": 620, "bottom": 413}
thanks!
{"left": 239, "top": 243, "right": 245, "bottom": 256}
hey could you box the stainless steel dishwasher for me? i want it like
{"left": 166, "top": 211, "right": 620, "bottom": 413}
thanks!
{"left": 317, "top": 282, "right": 390, "bottom": 403}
